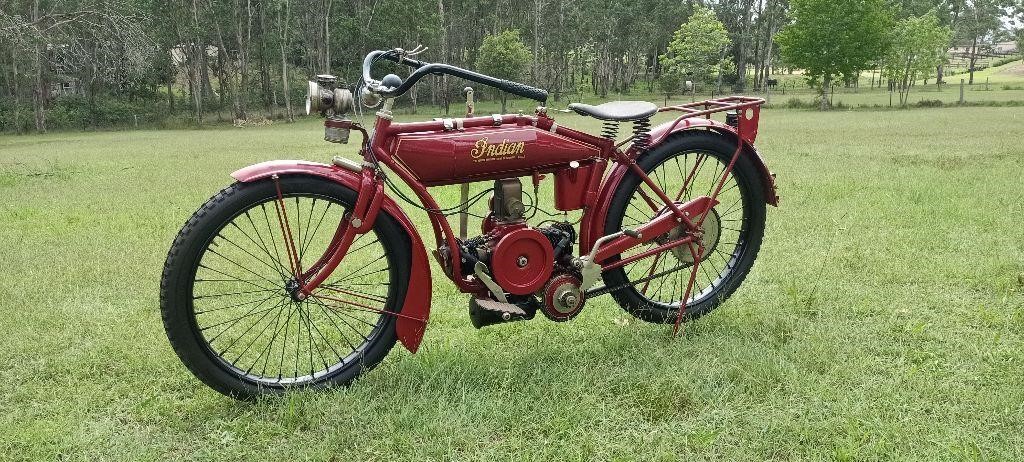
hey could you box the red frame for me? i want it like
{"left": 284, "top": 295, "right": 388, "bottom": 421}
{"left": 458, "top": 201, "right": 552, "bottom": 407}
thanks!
{"left": 233, "top": 96, "right": 776, "bottom": 351}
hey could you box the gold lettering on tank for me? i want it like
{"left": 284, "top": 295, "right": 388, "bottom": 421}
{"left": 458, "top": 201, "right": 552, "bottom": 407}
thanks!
{"left": 469, "top": 137, "right": 526, "bottom": 162}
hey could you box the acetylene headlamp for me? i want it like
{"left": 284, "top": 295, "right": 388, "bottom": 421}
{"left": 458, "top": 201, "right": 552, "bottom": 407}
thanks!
{"left": 305, "top": 74, "right": 354, "bottom": 116}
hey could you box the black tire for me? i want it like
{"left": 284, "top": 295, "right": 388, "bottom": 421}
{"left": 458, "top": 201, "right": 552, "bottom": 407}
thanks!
{"left": 160, "top": 175, "right": 410, "bottom": 399}
{"left": 602, "top": 132, "right": 767, "bottom": 324}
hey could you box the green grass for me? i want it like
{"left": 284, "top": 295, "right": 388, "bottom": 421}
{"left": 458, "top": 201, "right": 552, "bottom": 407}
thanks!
{"left": 667, "top": 60, "right": 1024, "bottom": 108}
{"left": 1, "top": 106, "right": 1023, "bottom": 460}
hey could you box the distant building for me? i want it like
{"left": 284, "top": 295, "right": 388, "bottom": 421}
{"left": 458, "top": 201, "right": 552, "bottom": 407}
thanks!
{"left": 47, "top": 44, "right": 80, "bottom": 97}
{"left": 170, "top": 44, "right": 219, "bottom": 67}
{"left": 992, "top": 41, "right": 1018, "bottom": 55}
{"left": 948, "top": 41, "right": 1017, "bottom": 57}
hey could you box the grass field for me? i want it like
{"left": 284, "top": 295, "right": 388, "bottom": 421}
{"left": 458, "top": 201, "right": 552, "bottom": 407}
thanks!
{"left": 598, "top": 60, "right": 1024, "bottom": 109}
{"left": 1, "top": 105, "right": 1023, "bottom": 460}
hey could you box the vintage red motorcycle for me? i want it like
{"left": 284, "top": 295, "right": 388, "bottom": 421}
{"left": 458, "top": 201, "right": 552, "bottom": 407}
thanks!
{"left": 160, "top": 47, "right": 779, "bottom": 399}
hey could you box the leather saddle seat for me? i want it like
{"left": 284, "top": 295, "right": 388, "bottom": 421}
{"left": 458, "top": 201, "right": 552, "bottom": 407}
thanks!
{"left": 567, "top": 100, "right": 659, "bottom": 122}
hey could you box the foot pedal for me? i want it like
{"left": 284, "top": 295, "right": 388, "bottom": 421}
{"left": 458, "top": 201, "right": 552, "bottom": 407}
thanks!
{"left": 469, "top": 298, "right": 528, "bottom": 329}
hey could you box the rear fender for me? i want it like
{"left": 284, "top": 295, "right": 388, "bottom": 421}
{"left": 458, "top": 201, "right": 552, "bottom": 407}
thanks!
{"left": 580, "top": 123, "right": 778, "bottom": 254}
{"left": 231, "top": 160, "right": 432, "bottom": 353}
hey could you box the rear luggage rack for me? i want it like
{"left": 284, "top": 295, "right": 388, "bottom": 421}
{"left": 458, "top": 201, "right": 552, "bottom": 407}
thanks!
{"left": 658, "top": 96, "right": 765, "bottom": 143}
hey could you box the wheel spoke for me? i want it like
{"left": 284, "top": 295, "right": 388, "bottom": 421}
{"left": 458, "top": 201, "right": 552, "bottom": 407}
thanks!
{"left": 240, "top": 212, "right": 291, "bottom": 279}
{"left": 300, "top": 201, "right": 333, "bottom": 260}
{"left": 185, "top": 190, "right": 394, "bottom": 385}
{"left": 201, "top": 250, "right": 280, "bottom": 290}
{"left": 217, "top": 297, "right": 289, "bottom": 356}
{"left": 610, "top": 148, "right": 752, "bottom": 312}
{"left": 197, "top": 262, "right": 277, "bottom": 292}
{"left": 221, "top": 226, "right": 287, "bottom": 280}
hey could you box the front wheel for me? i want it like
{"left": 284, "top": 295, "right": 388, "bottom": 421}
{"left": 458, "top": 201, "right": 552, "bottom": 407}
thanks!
{"left": 602, "top": 132, "right": 767, "bottom": 324}
{"left": 160, "top": 175, "right": 410, "bottom": 399}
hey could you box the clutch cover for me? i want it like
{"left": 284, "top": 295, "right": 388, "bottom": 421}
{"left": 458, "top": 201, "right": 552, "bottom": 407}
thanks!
{"left": 490, "top": 228, "right": 554, "bottom": 295}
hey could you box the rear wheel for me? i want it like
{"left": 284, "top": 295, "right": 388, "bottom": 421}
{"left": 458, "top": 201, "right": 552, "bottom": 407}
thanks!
{"left": 160, "top": 175, "right": 410, "bottom": 399}
{"left": 602, "top": 132, "right": 766, "bottom": 323}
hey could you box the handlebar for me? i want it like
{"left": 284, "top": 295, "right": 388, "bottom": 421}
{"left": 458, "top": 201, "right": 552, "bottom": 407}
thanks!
{"left": 362, "top": 50, "right": 548, "bottom": 103}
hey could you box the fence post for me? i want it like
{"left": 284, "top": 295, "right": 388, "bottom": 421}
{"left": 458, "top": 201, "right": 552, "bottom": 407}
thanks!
{"left": 959, "top": 79, "right": 965, "bottom": 104}
{"left": 985, "top": 77, "right": 989, "bottom": 91}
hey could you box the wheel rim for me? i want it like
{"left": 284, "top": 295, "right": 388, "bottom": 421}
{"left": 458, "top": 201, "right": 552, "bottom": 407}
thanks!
{"left": 615, "top": 149, "right": 752, "bottom": 310}
{"left": 188, "top": 193, "right": 396, "bottom": 386}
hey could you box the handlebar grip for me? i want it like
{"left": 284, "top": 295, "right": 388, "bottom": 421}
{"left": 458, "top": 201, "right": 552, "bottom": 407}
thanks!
{"left": 498, "top": 80, "right": 548, "bottom": 103}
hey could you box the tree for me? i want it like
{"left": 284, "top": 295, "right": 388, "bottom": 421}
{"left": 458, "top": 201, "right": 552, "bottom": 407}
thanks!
{"left": 958, "top": 0, "right": 1005, "bottom": 84}
{"left": 475, "top": 29, "right": 532, "bottom": 113}
{"left": 659, "top": 6, "right": 731, "bottom": 86}
{"left": 276, "top": 0, "right": 294, "bottom": 122}
{"left": 1018, "top": 28, "right": 1024, "bottom": 62}
{"left": 776, "top": 0, "right": 893, "bottom": 110}
{"left": 657, "top": 72, "right": 682, "bottom": 105}
{"left": 881, "top": 13, "right": 951, "bottom": 106}
{"left": 0, "top": 0, "right": 153, "bottom": 132}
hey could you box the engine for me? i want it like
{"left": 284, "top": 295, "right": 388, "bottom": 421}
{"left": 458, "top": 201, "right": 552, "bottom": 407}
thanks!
{"left": 456, "top": 178, "right": 583, "bottom": 326}
{"left": 459, "top": 179, "right": 576, "bottom": 293}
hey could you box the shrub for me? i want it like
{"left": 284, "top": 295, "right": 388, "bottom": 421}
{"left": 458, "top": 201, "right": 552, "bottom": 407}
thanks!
{"left": 991, "top": 56, "right": 1020, "bottom": 68}
{"left": 914, "top": 99, "right": 944, "bottom": 108}
{"left": 785, "top": 97, "right": 810, "bottom": 109}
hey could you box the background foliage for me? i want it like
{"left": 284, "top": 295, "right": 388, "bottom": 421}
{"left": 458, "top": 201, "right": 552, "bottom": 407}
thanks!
{"left": 1, "top": 0, "right": 1023, "bottom": 132}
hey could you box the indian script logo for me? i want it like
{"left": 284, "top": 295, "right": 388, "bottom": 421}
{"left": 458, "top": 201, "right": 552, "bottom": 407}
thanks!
{"left": 469, "top": 137, "right": 526, "bottom": 162}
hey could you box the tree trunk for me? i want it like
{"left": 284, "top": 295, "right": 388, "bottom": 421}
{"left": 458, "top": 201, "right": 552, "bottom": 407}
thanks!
{"left": 715, "top": 48, "right": 726, "bottom": 94}
{"left": 32, "top": 45, "right": 46, "bottom": 132}
{"left": 167, "top": 77, "right": 175, "bottom": 112}
{"left": 11, "top": 46, "right": 21, "bottom": 133}
{"left": 321, "top": 0, "right": 332, "bottom": 73}
{"left": 734, "top": 0, "right": 753, "bottom": 91}
{"left": 231, "top": 0, "right": 253, "bottom": 121}
{"left": 258, "top": 1, "right": 273, "bottom": 117}
{"left": 820, "top": 74, "right": 830, "bottom": 111}
{"left": 201, "top": 46, "right": 214, "bottom": 106}
{"left": 437, "top": 0, "right": 449, "bottom": 114}
{"left": 968, "top": 35, "right": 978, "bottom": 85}
{"left": 209, "top": 7, "right": 242, "bottom": 121}
{"left": 279, "top": 0, "right": 293, "bottom": 122}
{"left": 187, "top": 0, "right": 204, "bottom": 124}
{"left": 751, "top": 0, "right": 764, "bottom": 91}
{"left": 759, "top": 0, "right": 777, "bottom": 92}
{"left": 31, "top": 0, "right": 47, "bottom": 132}
{"left": 533, "top": 0, "right": 542, "bottom": 84}
{"left": 216, "top": 50, "right": 227, "bottom": 121}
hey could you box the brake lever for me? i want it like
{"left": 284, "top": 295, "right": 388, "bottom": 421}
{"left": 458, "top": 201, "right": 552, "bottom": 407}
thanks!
{"left": 406, "top": 45, "right": 428, "bottom": 57}
{"left": 393, "top": 45, "right": 428, "bottom": 64}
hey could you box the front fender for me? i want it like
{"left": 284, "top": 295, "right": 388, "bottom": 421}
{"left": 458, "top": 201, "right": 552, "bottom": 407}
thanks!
{"left": 580, "top": 122, "right": 779, "bottom": 254}
{"left": 231, "top": 160, "right": 432, "bottom": 353}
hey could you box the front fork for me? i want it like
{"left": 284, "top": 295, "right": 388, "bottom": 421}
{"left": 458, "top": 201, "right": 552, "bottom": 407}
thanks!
{"left": 268, "top": 168, "right": 384, "bottom": 302}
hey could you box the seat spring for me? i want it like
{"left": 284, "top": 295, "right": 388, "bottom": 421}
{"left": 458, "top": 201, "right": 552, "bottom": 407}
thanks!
{"left": 601, "top": 121, "right": 619, "bottom": 140}
{"left": 631, "top": 118, "right": 652, "bottom": 151}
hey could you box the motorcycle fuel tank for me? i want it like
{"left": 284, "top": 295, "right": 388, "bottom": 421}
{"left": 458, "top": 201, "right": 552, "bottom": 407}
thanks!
{"left": 389, "top": 125, "right": 602, "bottom": 186}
